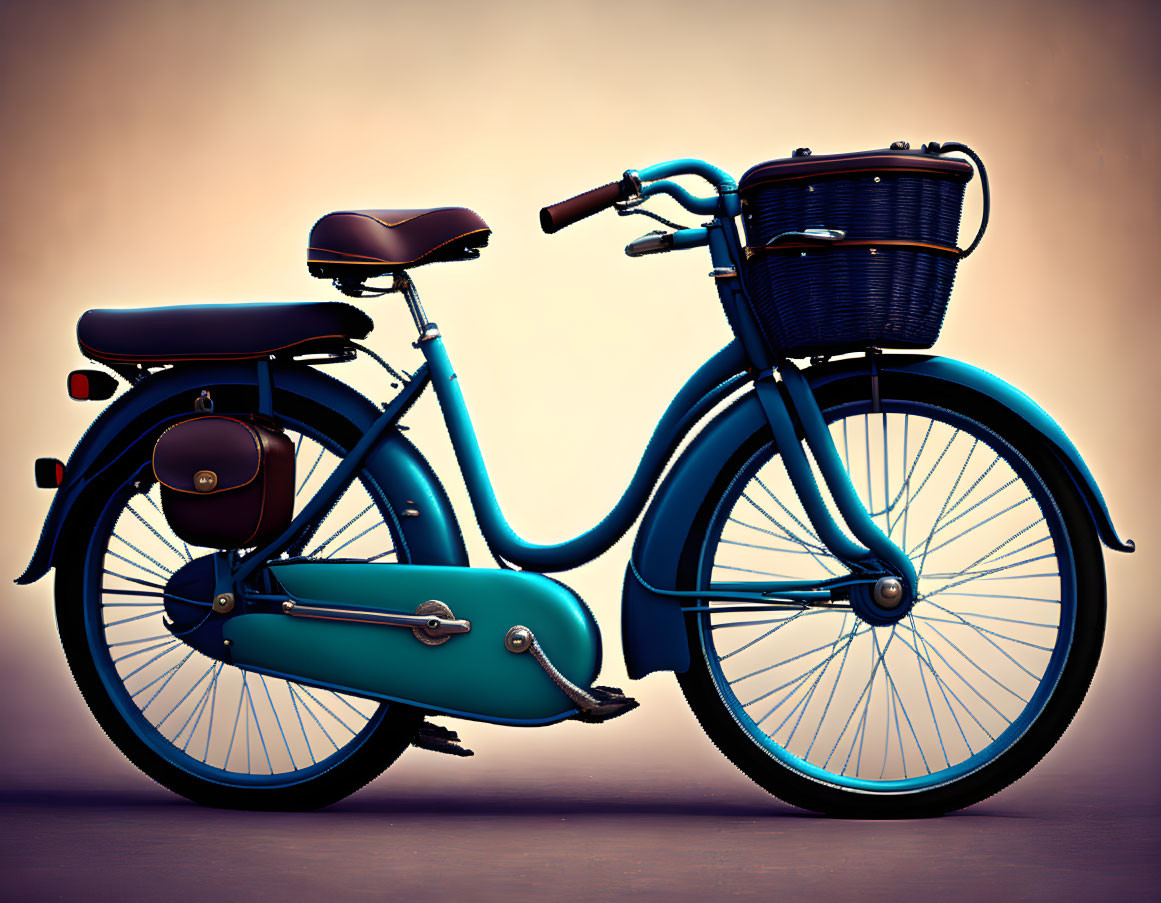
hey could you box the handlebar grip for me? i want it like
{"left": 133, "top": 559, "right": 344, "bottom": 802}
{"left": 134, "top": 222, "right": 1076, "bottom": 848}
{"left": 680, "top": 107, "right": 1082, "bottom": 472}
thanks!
{"left": 540, "top": 180, "right": 628, "bottom": 234}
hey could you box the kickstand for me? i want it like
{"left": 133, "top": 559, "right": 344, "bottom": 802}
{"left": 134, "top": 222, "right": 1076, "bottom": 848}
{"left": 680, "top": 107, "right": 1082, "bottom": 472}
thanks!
{"left": 569, "top": 685, "right": 640, "bottom": 724}
{"left": 412, "top": 720, "right": 474, "bottom": 757}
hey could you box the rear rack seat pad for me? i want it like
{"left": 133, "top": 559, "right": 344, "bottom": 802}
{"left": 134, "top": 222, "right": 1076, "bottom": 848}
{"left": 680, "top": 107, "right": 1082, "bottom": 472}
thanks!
{"left": 77, "top": 301, "right": 373, "bottom": 364}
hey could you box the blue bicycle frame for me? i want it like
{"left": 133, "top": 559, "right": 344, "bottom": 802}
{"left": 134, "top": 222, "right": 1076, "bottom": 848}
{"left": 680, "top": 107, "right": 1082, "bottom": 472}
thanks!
{"left": 223, "top": 157, "right": 1128, "bottom": 630}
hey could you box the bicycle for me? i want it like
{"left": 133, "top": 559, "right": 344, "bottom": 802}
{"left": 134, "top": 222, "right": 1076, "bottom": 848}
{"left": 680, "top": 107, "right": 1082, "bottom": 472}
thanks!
{"left": 21, "top": 143, "right": 1133, "bottom": 816}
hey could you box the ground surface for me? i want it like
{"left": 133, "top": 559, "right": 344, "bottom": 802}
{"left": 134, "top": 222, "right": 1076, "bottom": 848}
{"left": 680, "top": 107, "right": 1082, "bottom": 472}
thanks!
{"left": 3, "top": 768, "right": 1157, "bottom": 902}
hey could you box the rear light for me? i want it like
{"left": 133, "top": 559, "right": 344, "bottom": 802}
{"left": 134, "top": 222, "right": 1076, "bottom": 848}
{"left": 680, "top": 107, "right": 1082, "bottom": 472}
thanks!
{"left": 67, "top": 369, "right": 118, "bottom": 400}
{"left": 35, "top": 458, "right": 65, "bottom": 488}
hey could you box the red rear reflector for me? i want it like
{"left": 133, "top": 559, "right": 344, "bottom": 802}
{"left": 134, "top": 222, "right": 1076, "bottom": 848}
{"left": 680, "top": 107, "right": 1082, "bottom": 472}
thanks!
{"left": 68, "top": 372, "right": 89, "bottom": 399}
{"left": 35, "top": 458, "right": 66, "bottom": 488}
{"left": 67, "top": 369, "right": 119, "bottom": 401}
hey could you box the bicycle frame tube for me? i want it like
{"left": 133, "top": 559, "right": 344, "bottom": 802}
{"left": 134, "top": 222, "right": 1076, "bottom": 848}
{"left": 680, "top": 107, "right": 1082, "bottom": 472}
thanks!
{"left": 227, "top": 157, "right": 912, "bottom": 589}
{"left": 420, "top": 335, "right": 749, "bottom": 571}
{"left": 232, "top": 366, "right": 432, "bottom": 585}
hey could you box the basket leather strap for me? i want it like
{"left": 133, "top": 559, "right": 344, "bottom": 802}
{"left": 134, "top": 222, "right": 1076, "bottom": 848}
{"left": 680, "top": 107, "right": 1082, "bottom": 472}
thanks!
{"left": 744, "top": 238, "right": 961, "bottom": 259}
{"left": 930, "top": 141, "right": 990, "bottom": 258}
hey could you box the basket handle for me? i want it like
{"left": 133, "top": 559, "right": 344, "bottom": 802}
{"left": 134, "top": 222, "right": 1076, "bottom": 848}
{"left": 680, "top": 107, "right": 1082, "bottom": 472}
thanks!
{"left": 928, "top": 141, "right": 990, "bottom": 258}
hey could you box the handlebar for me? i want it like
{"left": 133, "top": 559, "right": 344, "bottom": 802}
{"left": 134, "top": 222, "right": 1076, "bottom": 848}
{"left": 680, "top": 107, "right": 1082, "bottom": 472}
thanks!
{"left": 540, "top": 159, "right": 739, "bottom": 234}
{"left": 539, "top": 173, "right": 641, "bottom": 234}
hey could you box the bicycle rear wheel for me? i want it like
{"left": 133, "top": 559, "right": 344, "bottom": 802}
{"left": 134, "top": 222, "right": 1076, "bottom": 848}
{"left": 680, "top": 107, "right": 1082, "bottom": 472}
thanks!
{"left": 678, "top": 375, "right": 1105, "bottom": 816}
{"left": 55, "top": 385, "right": 424, "bottom": 810}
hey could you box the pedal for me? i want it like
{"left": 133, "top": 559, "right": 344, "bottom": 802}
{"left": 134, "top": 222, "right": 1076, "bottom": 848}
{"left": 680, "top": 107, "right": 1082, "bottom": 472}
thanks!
{"left": 412, "top": 720, "right": 474, "bottom": 757}
{"left": 568, "top": 685, "right": 640, "bottom": 724}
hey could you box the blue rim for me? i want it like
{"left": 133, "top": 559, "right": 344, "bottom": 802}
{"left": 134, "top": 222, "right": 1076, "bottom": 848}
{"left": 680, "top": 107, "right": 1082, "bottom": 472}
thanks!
{"left": 696, "top": 398, "right": 1077, "bottom": 794}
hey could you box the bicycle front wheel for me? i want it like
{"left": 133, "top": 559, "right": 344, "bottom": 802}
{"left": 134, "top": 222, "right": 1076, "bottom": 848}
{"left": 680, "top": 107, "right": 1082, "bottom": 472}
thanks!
{"left": 678, "top": 375, "right": 1105, "bottom": 816}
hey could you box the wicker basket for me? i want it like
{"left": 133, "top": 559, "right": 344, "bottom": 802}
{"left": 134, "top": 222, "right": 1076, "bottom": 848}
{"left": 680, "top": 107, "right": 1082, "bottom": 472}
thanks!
{"left": 738, "top": 144, "right": 985, "bottom": 359}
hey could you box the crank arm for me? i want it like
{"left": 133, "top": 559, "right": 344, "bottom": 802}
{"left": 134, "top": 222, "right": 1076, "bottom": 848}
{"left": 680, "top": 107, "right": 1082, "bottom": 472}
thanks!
{"left": 503, "top": 625, "right": 638, "bottom": 722}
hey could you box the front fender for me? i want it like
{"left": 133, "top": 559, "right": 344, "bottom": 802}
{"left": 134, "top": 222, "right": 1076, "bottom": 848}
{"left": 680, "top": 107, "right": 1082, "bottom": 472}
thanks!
{"left": 17, "top": 363, "right": 466, "bottom": 584}
{"left": 622, "top": 354, "right": 1132, "bottom": 680}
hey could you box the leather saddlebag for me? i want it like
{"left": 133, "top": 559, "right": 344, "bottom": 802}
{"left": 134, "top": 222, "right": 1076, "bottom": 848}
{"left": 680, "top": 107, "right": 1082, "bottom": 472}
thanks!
{"left": 153, "top": 416, "right": 295, "bottom": 549}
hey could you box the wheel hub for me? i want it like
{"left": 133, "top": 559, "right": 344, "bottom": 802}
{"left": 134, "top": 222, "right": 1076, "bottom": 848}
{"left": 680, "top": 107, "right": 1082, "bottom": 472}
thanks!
{"left": 850, "top": 575, "right": 914, "bottom": 626}
{"left": 163, "top": 554, "right": 231, "bottom": 661}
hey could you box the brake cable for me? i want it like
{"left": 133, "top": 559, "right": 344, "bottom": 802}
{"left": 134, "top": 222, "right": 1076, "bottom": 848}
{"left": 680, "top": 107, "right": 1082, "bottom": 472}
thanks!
{"left": 616, "top": 205, "right": 691, "bottom": 231}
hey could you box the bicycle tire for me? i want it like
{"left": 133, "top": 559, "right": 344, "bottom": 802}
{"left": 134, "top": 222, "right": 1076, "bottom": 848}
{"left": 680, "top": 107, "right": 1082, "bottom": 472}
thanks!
{"left": 677, "top": 373, "right": 1105, "bottom": 817}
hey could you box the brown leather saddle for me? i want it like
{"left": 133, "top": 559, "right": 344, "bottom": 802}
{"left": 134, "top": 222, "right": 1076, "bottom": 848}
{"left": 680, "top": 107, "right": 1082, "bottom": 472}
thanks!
{"left": 308, "top": 207, "right": 490, "bottom": 285}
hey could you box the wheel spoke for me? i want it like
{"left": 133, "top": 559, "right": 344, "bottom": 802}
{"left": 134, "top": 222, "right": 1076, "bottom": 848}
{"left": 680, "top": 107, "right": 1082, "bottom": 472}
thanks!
{"left": 156, "top": 661, "right": 217, "bottom": 730}
{"left": 118, "top": 639, "right": 181, "bottom": 678}
{"left": 104, "top": 609, "right": 164, "bottom": 629}
{"left": 296, "top": 446, "right": 327, "bottom": 497}
{"left": 182, "top": 663, "right": 222, "bottom": 754}
{"left": 139, "top": 491, "right": 193, "bottom": 561}
{"left": 136, "top": 649, "right": 195, "bottom": 710}
{"left": 296, "top": 685, "right": 359, "bottom": 736}
{"left": 736, "top": 494, "right": 837, "bottom": 574}
{"left": 753, "top": 475, "right": 823, "bottom": 546}
{"left": 915, "top": 434, "right": 974, "bottom": 576}
{"left": 287, "top": 682, "right": 317, "bottom": 765}
{"left": 900, "top": 621, "right": 1009, "bottom": 727}
{"left": 720, "top": 609, "right": 810, "bottom": 660}
{"left": 326, "top": 521, "right": 384, "bottom": 559}
{"left": 111, "top": 533, "right": 174, "bottom": 577}
{"left": 777, "top": 614, "right": 851, "bottom": 745}
{"left": 103, "top": 570, "right": 167, "bottom": 590}
{"left": 733, "top": 628, "right": 869, "bottom": 688}
{"left": 106, "top": 549, "right": 170, "bottom": 581}
{"left": 307, "top": 502, "right": 375, "bottom": 557}
{"left": 125, "top": 502, "right": 190, "bottom": 565}
{"left": 260, "top": 675, "right": 298, "bottom": 770}
{"left": 291, "top": 684, "right": 340, "bottom": 751}
{"left": 244, "top": 675, "right": 274, "bottom": 774}
{"left": 752, "top": 629, "right": 870, "bottom": 726}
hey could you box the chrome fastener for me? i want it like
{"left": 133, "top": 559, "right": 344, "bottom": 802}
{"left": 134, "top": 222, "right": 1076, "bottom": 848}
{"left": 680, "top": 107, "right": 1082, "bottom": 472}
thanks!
{"left": 874, "top": 577, "right": 904, "bottom": 609}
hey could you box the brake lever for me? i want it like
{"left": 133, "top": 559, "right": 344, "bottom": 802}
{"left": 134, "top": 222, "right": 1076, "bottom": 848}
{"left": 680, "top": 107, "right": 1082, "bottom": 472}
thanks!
{"left": 614, "top": 195, "right": 646, "bottom": 210}
{"left": 625, "top": 230, "right": 673, "bottom": 258}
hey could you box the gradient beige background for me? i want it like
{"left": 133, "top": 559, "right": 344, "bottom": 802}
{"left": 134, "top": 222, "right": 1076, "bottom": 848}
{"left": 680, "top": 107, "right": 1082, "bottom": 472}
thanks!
{"left": 1, "top": 0, "right": 1157, "bottom": 801}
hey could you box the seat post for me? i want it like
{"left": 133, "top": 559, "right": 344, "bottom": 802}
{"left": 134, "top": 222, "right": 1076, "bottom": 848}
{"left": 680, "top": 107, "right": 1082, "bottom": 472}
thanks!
{"left": 395, "top": 272, "right": 439, "bottom": 343}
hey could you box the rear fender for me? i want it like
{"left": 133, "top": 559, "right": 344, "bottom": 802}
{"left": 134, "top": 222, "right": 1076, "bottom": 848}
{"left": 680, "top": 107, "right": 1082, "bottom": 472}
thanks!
{"left": 17, "top": 363, "right": 466, "bottom": 584}
{"left": 622, "top": 354, "right": 1132, "bottom": 679}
